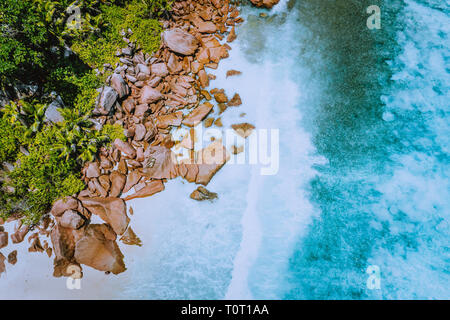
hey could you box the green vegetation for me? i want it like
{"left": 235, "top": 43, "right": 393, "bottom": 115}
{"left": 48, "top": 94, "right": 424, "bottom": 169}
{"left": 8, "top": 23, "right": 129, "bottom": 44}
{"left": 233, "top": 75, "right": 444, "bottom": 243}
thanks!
{"left": 0, "top": 0, "right": 170, "bottom": 223}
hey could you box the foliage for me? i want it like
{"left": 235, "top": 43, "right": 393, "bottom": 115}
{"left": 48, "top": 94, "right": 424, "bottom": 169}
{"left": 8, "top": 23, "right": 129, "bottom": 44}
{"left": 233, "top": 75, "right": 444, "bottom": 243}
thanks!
{"left": 71, "top": 0, "right": 162, "bottom": 68}
{"left": 0, "top": 117, "right": 20, "bottom": 163}
{"left": 0, "top": 0, "right": 167, "bottom": 223}
{"left": 101, "top": 123, "right": 126, "bottom": 143}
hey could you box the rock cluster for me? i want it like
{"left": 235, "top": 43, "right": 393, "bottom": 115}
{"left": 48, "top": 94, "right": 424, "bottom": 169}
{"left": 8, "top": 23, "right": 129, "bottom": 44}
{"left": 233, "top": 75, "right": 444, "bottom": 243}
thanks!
{"left": 0, "top": 0, "right": 257, "bottom": 278}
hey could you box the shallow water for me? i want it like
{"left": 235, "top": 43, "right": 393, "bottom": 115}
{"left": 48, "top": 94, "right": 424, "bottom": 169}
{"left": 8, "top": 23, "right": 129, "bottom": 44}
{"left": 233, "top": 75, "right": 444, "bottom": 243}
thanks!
{"left": 1, "top": 0, "right": 449, "bottom": 299}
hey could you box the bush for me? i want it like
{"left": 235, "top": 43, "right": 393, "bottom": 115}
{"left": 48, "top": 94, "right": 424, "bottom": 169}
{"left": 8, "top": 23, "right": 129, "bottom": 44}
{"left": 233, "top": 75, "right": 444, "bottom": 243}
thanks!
{"left": 0, "top": 117, "right": 20, "bottom": 163}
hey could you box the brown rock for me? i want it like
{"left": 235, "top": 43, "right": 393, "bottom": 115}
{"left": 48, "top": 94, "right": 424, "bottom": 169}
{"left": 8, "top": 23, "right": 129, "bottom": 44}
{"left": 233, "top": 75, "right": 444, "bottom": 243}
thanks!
{"left": 214, "top": 118, "right": 223, "bottom": 127}
{"left": 204, "top": 117, "right": 214, "bottom": 128}
{"left": 120, "top": 227, "right": 142, "bottom": 246}
{"left": 182, "top": 102, "right": 213, "bottom": 127}
{"left": 227, "top": 27, "right": 237, "bottom": 42}
{"left": 197, "top": 48, "right": 210, "bottom": 64}
{"left": 0, "top": 231, "right": 8, "bottom": 249}
{"left": 134, "top": 124, "right": 146, "bottom": 141}
{"left": 167, "top": 53, "right": 182, "bottom": 74}
{"left": 148, "top": 76, "right": 162, "bottom": 88}
{"left": 8, "top": 250, "right": 17, "bottom": 265}
{"left": 198, "top": 69, "right": 209, "bottom": 88}
{"left": 51, "top": 224, "right": 76, "bottom": 265}
{"left": 190, "top": 186, "right": 218, "bottom": 201}
{"left": 195, "top": 141, "right": 230, "bottom": 185}
{"left": 98, "top": 174, "right": 111, "bottom": 193}
{"left": 156, "top": 111, "right": 183, "bottom": 128}
{"left": 80, "top": 197, "right": 129, "bottom": 235}
{"left": 218, "top": 103, "right": 228, "bottom": 114}
{"left": 228, "top": 93, "right": 242, "bottom": 106}
{"left": 28, "top": 236, "right": 45, "bottom": 253}
{"left": 134, "top": 104, "right": 149, "bottom": 117}
{"left": 74, "top": 224, "right": 126, "bottom": 275}
{"left": 93, "top": 178, "right": 108, "bottom": 197}
{"left": 110, "top": 171, "right": 126, "bottom": 197}
{"left": 114, "top": 138, "right": 136, "bottom": 159}
{"left": 250, "top": 0, "right": 280, "bottom": 9}
{"left": 123, "top": 170, "right": 142, "bottom": 194}
{"left": 209, "top": 46, "right": 229, "bottom": 63}
{"left": 142, "top": 146, "right": 178, "bottom": 180}
{"left": 59, "top": 210, "right": 85, "bottom": 230}
{"left": 124, "top": 180, "right": 165, "bottom": 201}
{"left": 118, "top": 159, "right": 128, "bottom": 175}
{"left": 100, "top": 156, "right": 113, "bottom": 170}
{"left": 232, "top": 123, "right": 256, "bottom": 138}
{"left": 51, "top": 196, "right": 79, "bottom": 217}
{"left": 110, "top": 73, "right": 129, "bottom": 98}
{"left": 162, "top": 29, "right": 199, "bottom": 56}
{"left": 191, "top": 61, "right": 203, "bottom": 74}
{"left": 122, "top": 97, "right": 135, "bottom": 114}
{"left": 226, "top": 70, "right": 242, "bottom": 77}
{"left": 193, "top": 19, "right": 217, "bottom": 33}
{"left": 11, "top": 225, "right": 29, "bottom": 244}
{"left": 214, "top": 92, "right": 228, "bottom": 103}
{"left": 139, "top": 86, "right": 163, "bottom": 104}
{"left": 151, "top": 62, "right": 169, "bottom": 77}
{"left": 0, "top": 253, "right": 5, "bottom": 277}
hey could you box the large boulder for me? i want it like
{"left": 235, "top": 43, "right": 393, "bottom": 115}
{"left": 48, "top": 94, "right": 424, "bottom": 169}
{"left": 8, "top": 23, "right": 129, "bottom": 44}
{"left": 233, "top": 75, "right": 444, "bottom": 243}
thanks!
{"left": 94, "top": 86, "right": 118, "bottom": 115}
{"left": 195, "top": 141, "right": 230, "bottom": 186}
{"left": 74, "top": 224, "right": 125, "bottom": 275}
{"left": 109, "top": 171, "right": 126, "bottom": 197}
{"left": 142, "top": 146, "right": 179, "bottom": 180}
{"left": 79, "top": 197, "right": 129, "bottom": 236}
{"left": 162, "top": 29, "right": 199, "bottom": 55}
{"left": 110, "top": 73, "right": 129, "bottom": 99}
{"left": 51, "top": 196, "right": 80, "bottom": 217}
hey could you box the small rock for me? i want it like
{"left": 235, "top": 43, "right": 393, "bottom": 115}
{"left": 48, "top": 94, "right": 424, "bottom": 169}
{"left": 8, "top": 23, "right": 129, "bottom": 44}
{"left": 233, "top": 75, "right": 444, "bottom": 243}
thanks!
{"left": 114, "top": 139, "right": 136, "bottom": 159}
{"left": 139, "top": 86, "right": 163, "bottom": 104}
{"left": 226, "top": 70, "right": 242, "bottom": 77}
{"left": 190, "top": 186, "right": 218, "bottom": 201}
{"left": 120, "top": 227, "right": 142, "bottom": 246}
{"left": 228, "top": 93, "right": 242, "bottom": 106}
{"left": 214, "top": 92, "right": 228, "bottom": 103}
{"left": 232, "top": 123, "right": 256, "bottom": 138}
{"left": 8, "top": 250, "right": 17, "bottom": 265}
{"left": 85, "top": 162, "right": 100, "bottom": 178}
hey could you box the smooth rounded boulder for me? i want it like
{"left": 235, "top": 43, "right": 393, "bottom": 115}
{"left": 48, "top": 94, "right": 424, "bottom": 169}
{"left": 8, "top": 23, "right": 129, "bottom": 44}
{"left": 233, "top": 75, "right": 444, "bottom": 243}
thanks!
{"left": 162, "top": 29, "right": 199, "bottom": 56}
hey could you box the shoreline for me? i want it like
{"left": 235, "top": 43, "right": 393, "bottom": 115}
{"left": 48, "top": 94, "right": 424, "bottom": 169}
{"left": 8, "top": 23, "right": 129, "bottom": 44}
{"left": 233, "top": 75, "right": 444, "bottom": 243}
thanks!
{"left": 1, "top": 0, "right": 281, "bottom": 283}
